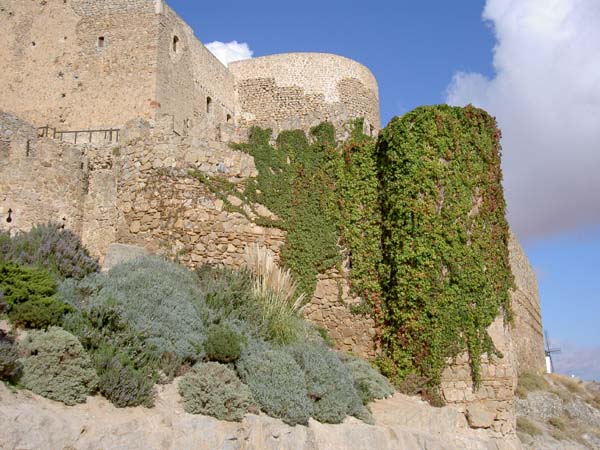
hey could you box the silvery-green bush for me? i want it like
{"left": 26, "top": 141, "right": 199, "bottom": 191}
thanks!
{"left": 288, "top": 343, "right": 365, "bottom": 424}
{"left": 19, "top": 327, "right": 98, "bottom": 405}
{"left": 77, "top": 257, "right": 208, "bottom": 363}
{"left": 341, "top": 354, "right": 395, "bottom": 404}
{"left": 236, "top": 340, "right": 313, "bottom": 425}
{"left": 179, "top": 362, "right": 254, "bottom": 421}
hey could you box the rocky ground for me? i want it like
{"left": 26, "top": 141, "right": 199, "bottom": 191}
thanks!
{"left": 0, "top": 380, "right": 522, "bottom": 450}
{"left": 516, "top": 374, "right": 600, "bottom": 449}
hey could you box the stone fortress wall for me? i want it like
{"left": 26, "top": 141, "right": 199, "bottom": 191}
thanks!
{"left": 0, "top": 108, "right": 543, "bottom": 436}
{"left": 0, "top": 0, "right": 545, "bottom": 438}
{"left": 507, "top": 231, "right": 547, "bottom": 376}
{"left": 0, "top": 0, "right": 160, "bottom": 130}
{"left": 229, "top": 53, "right": 381, "bottom": 137}
{"left": 0, "top": 0, "right": 380, "bottom": 138}
{"left": 154, "top": 3, "right": 237, "bottom": 137}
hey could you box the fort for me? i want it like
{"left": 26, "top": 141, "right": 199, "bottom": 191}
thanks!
{"left": 0, "top": 0, "right": 545, "bottom": 437}
{"left": 0, "top": 0, "right": 379, "bottom": 140}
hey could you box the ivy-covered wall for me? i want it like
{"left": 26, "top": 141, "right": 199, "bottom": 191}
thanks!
{"left": 205, "top": 106, "right": 513, "bottom": 400}
{"left": 376, "top": 105, "right": 513, "bottom": 396}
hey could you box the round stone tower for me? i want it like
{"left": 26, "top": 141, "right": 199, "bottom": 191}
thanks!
{"left": 229, "top": 53, "right": 380, "bottom": 137}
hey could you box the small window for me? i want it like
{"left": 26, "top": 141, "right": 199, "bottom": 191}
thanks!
{"left": 226, "top": 114, "right": 232, "bottom": 123}
{"left": 173, "top": 36, "right": 179, "bottom": 53}
{"left": 98, "top": 36, "right": 105, "bottom": 48}
{"left": 206, "top": 97, "right": 212, "bottom": 114}
{"left": 6, "top": 208, "right": 13, "bottom": 223}
{"left": 369, "top": 125, "right": 375, "bottom": 137}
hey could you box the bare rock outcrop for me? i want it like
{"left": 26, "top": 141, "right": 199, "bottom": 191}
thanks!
{"left": 0, "top": 381, "right": 523, "bottom": 450}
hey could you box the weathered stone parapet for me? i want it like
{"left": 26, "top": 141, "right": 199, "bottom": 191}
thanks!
{"left": 118, "top": 174, "right": 286, "bottom": 268}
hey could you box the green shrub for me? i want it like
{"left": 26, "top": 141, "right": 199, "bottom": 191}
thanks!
{"left": 0, "top": 223, "right": 99, "bottom": 280}
{"left": 0, "top": 263, "right": 71, "bottom": 328}
{"left": 341, "top": 354, "right": 394, "bottom": 405}
{"left": 62, "top": 305, "right": 161, "bottom": 372}
{"left": 288, "top": 343, "right": 363, "bottom": 424}
{"left": 236, "top": 340, "right": 313, "bottom": 425}
{"left": 62, "top": 304, "right": 163, "bottom": 407}
{"left": 204, "top": 324, "right": 245, "bottom": 363}
{"left": 179, "top": 362, "right": 254, "bottom": 421}
{"left": 196, "top": 263, "right": 306, "bottom": 345}
{"left": 0, "top": 332, "right": 22, "bottom": 382}
{"left": 195, "top": 265, "right": 254, "bottom": 320}
{"left": 0, "top": 294, "right": 7, "bottom": 315}
{"left": 79, "top": 257, "right": 208, "bottom": 363}
{"left": 19, "top": 327, "right": 98, "bottom": 405}
{"left": 94, "top": 348, "right": 155, "bottom": 408}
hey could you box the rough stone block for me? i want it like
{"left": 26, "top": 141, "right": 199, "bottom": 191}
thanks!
{"left": 466, "top": 403, "right": 496, "bottom": 429}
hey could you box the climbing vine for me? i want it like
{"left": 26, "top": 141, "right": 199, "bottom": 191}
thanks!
{"left": 236, "top": 123, "right": 341, "bottom": 296}
{"left": 193, "top": 107, "right": 513, "bottom": 399}
{"left": 376, "top": 105, "right": 513, "bottom": 394}
{"left": 331, "top": 121, "right": 382, "bottom": 313}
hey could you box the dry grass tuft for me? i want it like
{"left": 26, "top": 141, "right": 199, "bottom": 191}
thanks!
{"left": 517, "top": 416, "right": 543, "bottom": 436}
{"left": 516, "top": 372, "right": 550, "bottom": 398}
{"left": 243, "top": 244, "right": 306, "bottom": 343}
{"left": 550, "top": 373, "right": 585, "bottom": 396}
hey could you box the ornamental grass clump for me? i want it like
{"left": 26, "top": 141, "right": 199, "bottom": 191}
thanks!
{"left": 179, "top": 362, "right": 254, "bottom": 422}
{"left": 236, "top": 340, "right": 313, "bottom": 426}
{"left": 19, "top": 327, "right": 98, "bottom": 405}
{"left": 288, "top": 343, "right": 366, "bottom": 424}
{"left": 0, "top": 223, "right": 99, "bottom": 280}
{"left": 243, "top": 244, "right": 306, "bottom": 344}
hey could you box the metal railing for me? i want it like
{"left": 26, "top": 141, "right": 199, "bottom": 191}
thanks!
{"left": 38, "top": 126, "right": 120, "bottom": 144}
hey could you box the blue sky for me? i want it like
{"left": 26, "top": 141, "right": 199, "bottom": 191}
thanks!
{"left": 168, "top": 0, "right": 600, "bottom": 380}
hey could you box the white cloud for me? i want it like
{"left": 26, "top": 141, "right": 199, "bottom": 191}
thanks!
{"left": 206, "top": 40, "right": 253, "bottom": 66}
{"left": 446, "top": 0, "right": 600, "bottom": 239}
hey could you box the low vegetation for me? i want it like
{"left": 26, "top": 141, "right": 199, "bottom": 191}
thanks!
{"left": 0, "top": 223, "right": 99, "bottom": 279}
{"left": 516, "top": 372, "right": 600, "bottom": 448}
{"left": 516, "top": 372, "right": 551, "bottom": 398}
{"left": 517, "top": 417, "right": 542, "bottom": 436}
{"left": 0, "top": 263, "right": 72, "bottom": 329}
{"left": 179, "top": 362, "right": 254, "bottom": 421}
{"left": 0, "top": 224, "right": 392, "bottom": 426}
{"left": 19, "top": 327, "right": 98, "bottom": 405}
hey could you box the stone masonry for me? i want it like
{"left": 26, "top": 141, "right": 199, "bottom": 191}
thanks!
{"left": 0, "top": 0, "right": 380, "bottom": 138}
{"left": 0, "top": 0, "right": 544, "bottom": 439}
